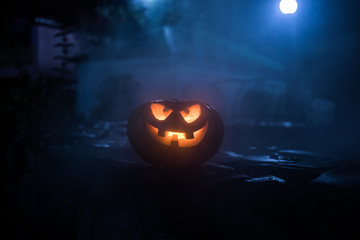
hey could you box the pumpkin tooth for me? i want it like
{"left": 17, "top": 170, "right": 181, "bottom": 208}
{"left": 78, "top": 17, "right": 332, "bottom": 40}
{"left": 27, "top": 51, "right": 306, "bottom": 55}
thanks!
{"left": 158, "top": 129, "right": 166, "bottom": 137}
{"left": 171, "top": 134, "right": 179, "bottom": 147}
{"left": 186, "top": 132, "right": 194, "bottom": 139}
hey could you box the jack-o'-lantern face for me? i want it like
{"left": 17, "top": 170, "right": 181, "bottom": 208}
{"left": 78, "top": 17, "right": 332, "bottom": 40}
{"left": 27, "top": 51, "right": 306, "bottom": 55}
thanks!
{"left": 127, "top": 100, "right": 224, "bottom": 167}
{"left": 146, "top": 103, "right": 208, "bottom": 147}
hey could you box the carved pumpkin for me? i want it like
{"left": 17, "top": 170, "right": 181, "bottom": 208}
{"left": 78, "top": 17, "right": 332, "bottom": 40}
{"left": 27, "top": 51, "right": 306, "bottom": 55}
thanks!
{"left": 127, "top": 100, "right": 224, "bottom": 167}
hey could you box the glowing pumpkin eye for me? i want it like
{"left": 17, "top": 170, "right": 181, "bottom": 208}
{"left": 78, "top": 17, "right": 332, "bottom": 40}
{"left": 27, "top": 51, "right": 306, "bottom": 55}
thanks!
{"left": 180, "top": 104, "right": 201, "bottom": 123}
{"left": 151, "top": 103, "right": 172, "bottom": 120}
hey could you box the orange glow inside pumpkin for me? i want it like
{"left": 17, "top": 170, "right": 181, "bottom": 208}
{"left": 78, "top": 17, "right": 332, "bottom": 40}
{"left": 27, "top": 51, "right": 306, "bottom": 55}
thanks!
{"left": 151, "top": 103, "right": 172, "bottom": 120}
{"left": 146, "top": 122, "right": 208, "bottom": 147}
{"left": 180, "top": 104, "right": 201, "bottom": 123}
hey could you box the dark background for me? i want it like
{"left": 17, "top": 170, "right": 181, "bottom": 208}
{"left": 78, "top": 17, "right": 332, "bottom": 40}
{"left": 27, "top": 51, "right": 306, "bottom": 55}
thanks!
{"left": 1, "top": 0, "right": 360, "bottom": 238}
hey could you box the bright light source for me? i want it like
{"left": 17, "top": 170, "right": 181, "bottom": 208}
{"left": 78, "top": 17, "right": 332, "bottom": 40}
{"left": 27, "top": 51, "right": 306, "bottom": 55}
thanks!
{"left": 279, "top": 0, "right": 298, "bottom": 14}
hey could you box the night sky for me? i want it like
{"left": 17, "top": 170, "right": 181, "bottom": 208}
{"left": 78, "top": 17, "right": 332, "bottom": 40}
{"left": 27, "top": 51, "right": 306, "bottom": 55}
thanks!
{"left": 2, "top": 0, "right": 360, "bottom": 103}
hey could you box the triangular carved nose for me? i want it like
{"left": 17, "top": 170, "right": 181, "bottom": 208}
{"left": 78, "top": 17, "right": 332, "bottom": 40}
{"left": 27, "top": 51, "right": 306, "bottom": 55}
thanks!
{"left": 165, "top": 111, "right": 187, "bottom": 126}
{"left": 158, "top": 111, "right": 188, "bottom": 133}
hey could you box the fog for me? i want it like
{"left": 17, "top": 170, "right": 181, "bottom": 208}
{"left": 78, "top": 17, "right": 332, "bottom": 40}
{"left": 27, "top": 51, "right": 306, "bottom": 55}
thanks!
{"left": 3, "top": 0, "right": 360, "bottom": 238}
{"left": 75, "top": 0, "right": 360, "bottom": 157}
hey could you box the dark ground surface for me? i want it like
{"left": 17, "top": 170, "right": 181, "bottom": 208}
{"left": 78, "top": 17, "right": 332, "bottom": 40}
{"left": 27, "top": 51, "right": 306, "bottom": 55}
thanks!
{"left": 2, "top": 121, "right": 360, "bottom": 239}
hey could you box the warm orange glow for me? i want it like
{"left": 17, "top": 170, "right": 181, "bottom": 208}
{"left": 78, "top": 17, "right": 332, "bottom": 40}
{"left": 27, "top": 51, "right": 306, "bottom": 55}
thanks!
{"left": 167, "top": 131, "right": 186, "bottom": 139}
{"left": 146, "top": 122, "right": 208, "bottom": 147}
{"left": 180, "top": 104, "right": 201, "bottom": 123}
{"left": 151, "top": 103, "right": 172, "bottom": 120}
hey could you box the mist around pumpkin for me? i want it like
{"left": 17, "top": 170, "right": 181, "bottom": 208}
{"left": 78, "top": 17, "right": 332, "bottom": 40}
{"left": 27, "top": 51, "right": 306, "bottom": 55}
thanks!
{"left": 127, "top": 100, "right": 224, "bottom": 167}
{"left": 3, "top": 0, "right": 360, "bottom": 238}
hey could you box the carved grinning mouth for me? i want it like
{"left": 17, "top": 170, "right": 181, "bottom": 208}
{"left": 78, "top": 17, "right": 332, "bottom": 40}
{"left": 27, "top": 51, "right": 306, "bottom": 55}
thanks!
{"left": 145, "top": 122, "right": 208, "bottom": 147}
